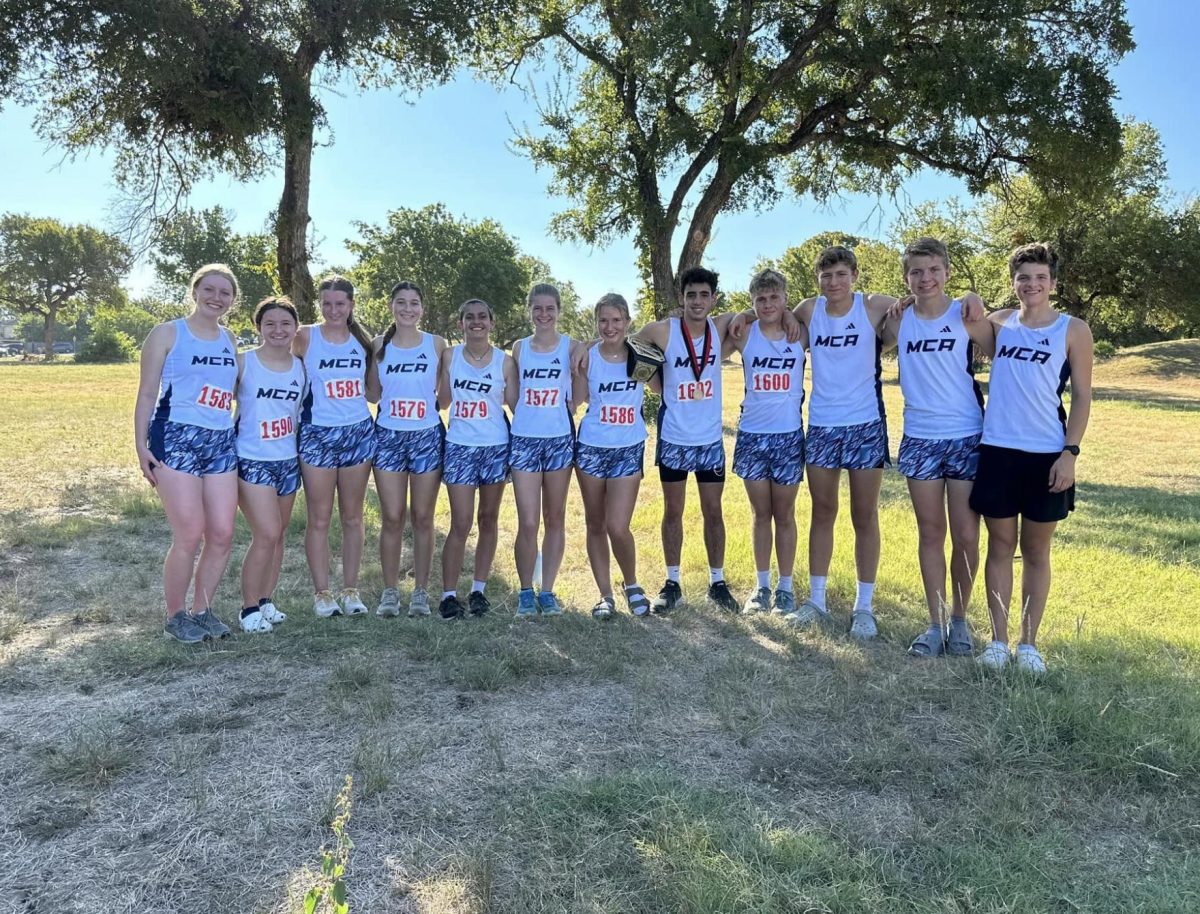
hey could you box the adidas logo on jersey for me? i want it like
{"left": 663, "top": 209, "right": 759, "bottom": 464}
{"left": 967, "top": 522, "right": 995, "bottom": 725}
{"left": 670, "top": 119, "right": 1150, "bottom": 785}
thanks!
{"left": 846, "top": 322, "right": 857, "bottom": 330}
{"left": 1038, "top": 337, "right": 1050, "bottom": 345}
{"left": 222, "top": 347, "right": 232, "bottom": 353}
{"left": 783, "top": 346, "right": 793, "bottom": 353}
{"left": 351, "top": 347, "right": 361, "bottom": 354}
{"left": 552, "top": 357, "right": 561, "bottom": 364}
{"left": 483, "top": 372, "right": 493, "bottom": 379}
{"left": 940, "top": 325, "right": 952, "bottom": 333}
{"left": 418, "top": 353, "right": 427, "bottom": 359}
{"left": 290, "top": 380, "right": 300, "bottom": 386}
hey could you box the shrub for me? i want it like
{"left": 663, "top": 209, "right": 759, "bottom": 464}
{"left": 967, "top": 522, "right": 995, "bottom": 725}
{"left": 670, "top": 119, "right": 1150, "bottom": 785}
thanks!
{"left": 76, "top": 323, "right": 137, "bottom": 363}
{"left": 1094, "top": 339, "right": 1117, "bottom": 360}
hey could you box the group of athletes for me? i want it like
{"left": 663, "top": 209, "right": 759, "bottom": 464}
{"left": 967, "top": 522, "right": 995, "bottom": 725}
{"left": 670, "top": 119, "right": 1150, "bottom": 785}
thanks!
{"left": 134, "top": 237, "right": 1093, "bottom": 674}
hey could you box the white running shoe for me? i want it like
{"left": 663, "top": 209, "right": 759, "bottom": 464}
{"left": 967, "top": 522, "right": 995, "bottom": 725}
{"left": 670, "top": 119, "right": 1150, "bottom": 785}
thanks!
{"left": 260, "top": 601, "right": 287, "bottom": 624}
{"left": 341, "top": 588, "right": 368, "bottom": 616}
{"left": 314, "top": 590, "right": 341, "bottom": 618}
{"left": 240, "top": 610, "right": 274, "bottom": 633}
{"left": 977, "top": 640, "right": 1011, "bottom": 671}
{"left": 849, "top": 609, "right": 878, "bottom": 641}
{"left": 376, "top": 587, "right": 401, "bottom": 617}
{"left": 1015, "top": 644, "right": 1048, "bottom": 676}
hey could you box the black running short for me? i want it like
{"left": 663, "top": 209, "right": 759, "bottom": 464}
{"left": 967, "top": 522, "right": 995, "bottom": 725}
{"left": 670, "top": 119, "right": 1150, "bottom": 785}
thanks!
{"left": 969, "top": 444, "right": 1075, "bottom": 523}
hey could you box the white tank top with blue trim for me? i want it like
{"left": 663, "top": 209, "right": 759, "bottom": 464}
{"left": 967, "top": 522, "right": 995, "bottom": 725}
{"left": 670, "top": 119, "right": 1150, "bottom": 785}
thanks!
{"left": 738, "top": 323, "right": 805, "bottom": 434}
{"left": 896, "top": 301, "right": 984, "bottom": 440}
{"left": 578, "top": 343, "right": 647, "bottom": 448}
{"left": 235, "top": 350, "right": 304, "bottom": 461}
{"left": 376, "top": 332, "right": 440, "bottom": 431}
{"left": 301, "top": 324, "right": 371, "bottom": 427}
{"left": 154, "top": 319, "right": 238, "bottom": 431}
{"left": 806, "top": 293, "right": 884, "bottom": 428}
{"left": 446, "top": 345, "right": 509, "bottom": 447}
{"left": 983, "top": 312, "right": 1072, "bottom": 453}
{"left": 661, "top": 317, "right": 723, "bottom": 446}
{"left": 510, "top": 333, "right": 573, "bottom": 438}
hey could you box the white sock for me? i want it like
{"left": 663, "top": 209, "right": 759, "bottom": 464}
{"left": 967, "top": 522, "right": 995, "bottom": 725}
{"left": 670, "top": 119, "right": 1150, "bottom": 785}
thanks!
{"left": 855, "top": 580, "right": 875, "bottom": 611}
{"left": 710, "top": 567, "right": 724, "bottom": 584}
{"left": 778, "top": 575, "right": 793, "bottom": 593}
{"left": 809, "top": 576, "right": 828, "bottom": 610}
{"left": 624, "top": 582, "right": 642, "bottom": 594}
{"left": 471, "top": 580, "right": 486, "bottom": 593}
{"left": 666, "top": 566, "right": 680, "bottom": 583}
{"left": 757, "top": 570, "right": 770, "bottom": 588}
{"left": 442, "top": 590, "right": 456, "bottom": 600}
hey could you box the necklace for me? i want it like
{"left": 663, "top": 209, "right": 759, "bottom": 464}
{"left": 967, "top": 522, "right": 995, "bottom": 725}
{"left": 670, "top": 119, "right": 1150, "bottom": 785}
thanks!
{"left": 464, "top": 344, "right": 492, "bottom": 362}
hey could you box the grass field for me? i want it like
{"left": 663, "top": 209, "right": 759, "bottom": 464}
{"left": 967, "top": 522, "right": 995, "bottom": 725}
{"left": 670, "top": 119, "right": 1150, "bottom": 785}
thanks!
{"left": 0, "top": 340, "right": 1197, "bottom": 913}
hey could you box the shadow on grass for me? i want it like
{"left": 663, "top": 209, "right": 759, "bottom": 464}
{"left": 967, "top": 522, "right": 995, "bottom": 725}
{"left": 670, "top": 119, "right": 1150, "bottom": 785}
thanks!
{"left": 1091, "top": 386, "right": 1200, "bottom": 412}
{"left": 1066, "top": 480, "right": 1200, "bottom": 567}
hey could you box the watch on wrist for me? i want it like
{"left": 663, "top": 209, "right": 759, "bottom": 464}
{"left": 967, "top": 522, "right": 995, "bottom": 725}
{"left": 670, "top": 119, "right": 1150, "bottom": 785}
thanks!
{"left": 1062, "top": 444, "right": 1080, "bottom": 456}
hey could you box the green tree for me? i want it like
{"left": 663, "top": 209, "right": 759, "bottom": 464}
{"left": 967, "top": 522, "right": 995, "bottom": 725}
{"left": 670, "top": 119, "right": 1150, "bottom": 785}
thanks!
{"left": 11, "top": 0, "right": 494, "bottom": 321}
{"left": 0, "top": 215, "right": 130, "bottom": 360}
{"left": 485, "top": 0, "right": 1131, "bottom": 315}
{"left": 768, "top": 232, "right": 905, "bottom": 300}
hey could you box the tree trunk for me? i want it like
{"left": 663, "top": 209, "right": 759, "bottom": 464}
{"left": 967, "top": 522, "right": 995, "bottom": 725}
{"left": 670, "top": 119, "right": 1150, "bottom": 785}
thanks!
{"left": 649, "top": 232, "right": 677, "bottom": 319}
{"left": 276, "top": 49, "right": 320, "bottom": 323}
{"left": 42, "top": 307, "right": 57, "bottom": 362}
{"left": 676, "top": 160, "right": 737, "bottom": 303}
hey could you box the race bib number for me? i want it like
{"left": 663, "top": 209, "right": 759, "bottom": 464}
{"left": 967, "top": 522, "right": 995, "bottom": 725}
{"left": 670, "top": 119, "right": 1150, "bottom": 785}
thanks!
{"left": 259, "top": 417, "right": 295, "bottom": 440}
{"left": 676, "top": 379, "right": 714, "bottom": 401}
{"left": 388, "top": 399, "right": 427, "bottom": 421}
{"left": 752, "top": 372, "right": 791, "bottom": 392}
{"left": 324, "top": 378, "right": 363, "bottom": 400}
{"left": 523, "top": 387, "right": 560, "bottom": 408}
{"left": 599, "top": 405, "right": 636, "bottom": 426}
{"left": 453, "top": 400, "right": 489, "bottom": 420}
{"left": 197, "top": 384, "right": 234, "bottom": 412}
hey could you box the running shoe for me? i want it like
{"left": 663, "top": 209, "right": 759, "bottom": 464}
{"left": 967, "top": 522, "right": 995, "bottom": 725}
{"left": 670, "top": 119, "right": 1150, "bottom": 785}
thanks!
{"left": 742, "top": 586, "right": 771, "bottom": 614}
{"left": 849, "top": 609, "right": 878, "bottom": 640}
{"left": 376, "top": 587, "right": 401, "bottom": 618}
{"left": 191, "top": 609, "right": 231, "bottom": 640}
{"left": 707, "top": 580, "right": 738, "bottom": 613}
{"left": 977, "top": 640, "right": 1011, "bottom": 671}
{"left": 652, "top": 580, "right": 682, "bottom": 614}
{"left": 164, "top": 612, "right": 210, "bottom": 644}
{"left": 239, "top": 610, "right": 273, "bottom": 634}
{"left": 259, "top": 601, "right": 287, "bottom": 624}
{"left": 772, "top": 589, "right": 796, "bottom": 615}
{"left": 340, "top": 588, "right": 368, "bottom": 616}
{"left": 408, "top": 588, "right": 431, "bottom": 618}
{"left": 516, "top": 589, "right": 538, "bottom": 619}
{"left": 468, "top": 590, "right": 491, "bottom": 617}
{"left": 314, "top": 590, "right": 341, "bottom": 618}
{"left": 592, "top": 596, "right": 615, "bottom": 620}
{"left": 784, "top": 600, "right": 830, "bottom": 627}
{"left": 538, "top": 591, "right": 564, "bottom": 616}
{"left": 1015, "top": 643, "right": 1048, "bottom": 676}
{"left": 439, "top": 594, "right": 465, "bottom": 620}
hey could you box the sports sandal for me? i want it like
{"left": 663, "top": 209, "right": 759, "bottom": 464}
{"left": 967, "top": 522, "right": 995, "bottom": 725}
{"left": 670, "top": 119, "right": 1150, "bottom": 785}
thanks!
{"left": 908, "top": 624, "right": 946, "bottom": 659}
{"left": 945, "top": 616, "right": 974, "bottom": 657}
{"left": 625, "top": 585, "right": 651, "bottom": 617}
{"left": 592, "top": 596, "right": 615, "bottom": 620}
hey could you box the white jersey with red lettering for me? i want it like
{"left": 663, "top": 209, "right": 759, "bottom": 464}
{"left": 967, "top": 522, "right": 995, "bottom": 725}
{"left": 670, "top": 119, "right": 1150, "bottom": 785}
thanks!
{"left": 806, "top": 293, "right": 884, "bottom": 428}
{"left": 154, "top": 319, "right": 239, "bottom": 430}
{"left": 510, "top": 333, "right": 573, "bottom": 438}
{"left": 301, "top": 324, "right": 371, "bottom": 427}
{"left": 235, "top": 350, "right": 305, "bottom": 460}
{"left": 446, "top": 345, "right": 509, "bottom": 447}
{"left": 896, "top": 301, "right": 984, "bottom": 440}
{"left": 578, "top": 343, "right": 647, "bottom": 448}
{"left": 983, "top": 311, "right": 1072, "bottom": 452}
{"left": 660, "top": 317, "right": 723, "bottom": 446}
{"left": 376, "top": 332, "right": 439, "bottom": 431}
{"left": 738, "top": 323, "right": 806, "bottom": 434}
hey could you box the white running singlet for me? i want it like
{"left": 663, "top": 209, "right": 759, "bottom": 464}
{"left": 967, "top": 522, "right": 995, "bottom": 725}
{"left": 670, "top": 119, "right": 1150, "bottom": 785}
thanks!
{"left": 301, "top": 325, "right": 372, "bottom": 427}
{"left": 896, "top": 301, "right": 984, "bottom": 440}
{"left": 235, "top": 350, "right": 304, "bottom": 460}
{"left": 738, "top": 323, "right": 805, "bottom": 434}
{"left": 660, "top": 317, "right": 723, "bottom": 446}
{"left": 510, "top": 333, "right": 573, "bottom": 438}
{"left": 806, "top": 293, "right": 884, "bottom": 428}
{"left": 983, "top": 312, "right": 1072, "bottom": 453}
{"left": 376, "top": 332, "right": 439, "bottom": 431}
{"left": 578, "top": 343, "right": 647, "bottom": 448}
{"left": 154, "top": 319, "right": 239, "bottom": 430}
{"left": 446, "top": 346, "right": 509, "bottom": 447}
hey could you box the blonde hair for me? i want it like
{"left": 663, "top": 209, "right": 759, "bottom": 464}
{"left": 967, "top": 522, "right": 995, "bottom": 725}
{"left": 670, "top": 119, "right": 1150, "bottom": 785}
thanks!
{"left": 188, "top": 263, "right": 239, "bottom": 302}
{"left": 593, "top": 292, "right": 630, "bottom": 321}
{"left": 902, "top": 237, "right": 950, "bottom": 272}
{"left": 749, "top": 268, "right": 787, "bottom": 296}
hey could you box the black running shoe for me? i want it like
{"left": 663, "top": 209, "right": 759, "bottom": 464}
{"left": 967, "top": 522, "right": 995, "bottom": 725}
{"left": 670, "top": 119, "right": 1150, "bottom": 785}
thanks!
{"left": 468, "top": 590, "right": 491, "bottom": 617}
{"left": 652, "top": 579, "right": 682, "bottom": 614}
{"left": 707, "top": 580, "right": 738, "bottom": 613}
{"left": 439, "top": 594, "right": 465, "bottom": 620}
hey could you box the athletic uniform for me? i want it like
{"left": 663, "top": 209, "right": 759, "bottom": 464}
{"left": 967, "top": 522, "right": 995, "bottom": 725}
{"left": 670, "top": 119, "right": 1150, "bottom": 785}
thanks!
{"left": 148, "top": 319, "right": 239, "bottom": 477}
{"left": 970, "top": 312, "right": 1075, "bottom": 522}
{"left": 576, "top": 342, "right": 647, "bottom": 478}
{"left": 733, "top": 323, "right": 807, "bottom": 485}
{"left": 509, "top": 334, "right": 574, "bottom": 473}
{"left": 299, "top": 325, "right": 376, "bottom": 468}
{"left": 806, "top": 292, "right": 889, "bottom": 469}
{"left": 374, "top": 333, "right": 443, "bottom": 474}
{"left": 235, "top": 350, "right": 304, "bottom": 495}
{"left": 657, "top": 317, "right": 725, "bottom": 481}
{"left": 444, "top": 345, "right": 510, "bottom": 486}
{"left": 896, "top": 301, "right": 984, "bottom": 481}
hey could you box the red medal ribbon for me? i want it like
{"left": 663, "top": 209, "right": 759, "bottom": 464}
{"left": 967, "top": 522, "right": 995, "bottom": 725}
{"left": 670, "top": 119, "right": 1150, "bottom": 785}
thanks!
{"left": 682, "top": 319, "right": 713, "bottom": 383}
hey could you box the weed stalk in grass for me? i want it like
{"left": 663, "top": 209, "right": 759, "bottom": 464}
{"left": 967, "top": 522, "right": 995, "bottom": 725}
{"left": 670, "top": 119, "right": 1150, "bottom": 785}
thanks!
{"left": 304, "top": 775, "right": 353, "bottom": 914}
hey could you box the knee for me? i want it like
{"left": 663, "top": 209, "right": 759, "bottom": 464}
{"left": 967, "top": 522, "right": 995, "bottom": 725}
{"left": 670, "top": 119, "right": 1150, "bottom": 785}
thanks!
{"left": 810, "top": 498, "right": 837, "bottom": 525}
{"left": 174, "top": 524, "right": 205, "bottom": 554}
{"left": 542, "top": 509, "right": 565, "bottom": 533}
{"left": 850, "top": 507, "right": 878, "bottom": 533}
{"left": 917, "top": 519, "right": 947, "bottom": 548}
{"left": 409, "top": 505, "right": 434, "bottom": 532}
{"left": 307, "top": 512, "right": 332, "bottom": 535}
{"left": 517, "top": 514, "right": 540, "bottom": 538}
{"left": 448, "top": 515, "right": 473, "bottom": 539}
{"left": 950, "top": 524, "right": 979, "bottom": 554}
{"left": 988, "top": 531, "right": 1018, "bottom": 555}
{"left": 205, "top": 520, "right": 235, "bottom": 553}
{"left": 606, "top": 518, "right": 631, "bottom": 541}
{"left": 586, "top": 514, "right": 608, "bottom": 537}
{"left": 379, "top": 505, "right": 405, "bottom": 534}
{"left": 773, "top": 507, "right": 796, "bottom": 530}
{"left": 254, "top": 522, "right": 283, "bottom": 551}
{"left": 477, "top": 508, "right": 500, "bottom": 533}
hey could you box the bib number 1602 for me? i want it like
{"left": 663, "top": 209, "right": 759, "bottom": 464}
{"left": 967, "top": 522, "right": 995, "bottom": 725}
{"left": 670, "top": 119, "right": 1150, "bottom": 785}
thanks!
{"left": 676, "top": 379, "right": 713, "bottom": 401}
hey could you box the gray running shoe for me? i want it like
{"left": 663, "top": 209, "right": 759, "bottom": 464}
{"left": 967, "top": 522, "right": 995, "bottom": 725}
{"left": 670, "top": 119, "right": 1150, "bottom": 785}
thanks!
{"left": 190, "top": 609, "right": 230, "bottom": 640}
{"left": 408, "top": 587, "right": 431, "bottom": 617}
{"left": 376, "top": 587, "right": 401, "bottom": 617}
{"left": 785, "top": 600, "right": 830, "bottom": 627}
{"left": 772, "top": 589, "right": 796, "bottom": 615}
{"left": 164, "top": 612, "right": 210, "bottom": 644}
{"left": 742, "top": 586, "right": 771, "bottom": 614}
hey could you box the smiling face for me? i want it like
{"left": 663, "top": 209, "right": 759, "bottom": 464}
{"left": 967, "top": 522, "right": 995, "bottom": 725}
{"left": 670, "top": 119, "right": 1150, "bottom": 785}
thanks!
{"left": 191, "top": 272, "right": 236, "bottom": 320}
{"left": 1011, "top": 262, "right": 1056, "bottom": 309}
{"left": 319, "top": 289, "right": 354, "bottom": 327}
{"left": 595, "top": 304, "right": 630, "bottom": 343}
{"left": 816, "top": 263, "right": 857, "bottom": 302}
{"left": 390, "top": 287, "right": 424, "bottom": 328}
{"left": 679, "top": 282, "right": 716, "bottom": 322}
{"left": 529, "top": 293, "right": 560, "bottom": 331}
{"left": 256, "top": 306, "right": 298, "bottom": 351}
{"left": 904, "top": 254, "right": 949, "bottom": 302}
{"left": 459, "top": 301, "right": 495, "bottom": 341}
{"left": 752, "top": 284, "right": 787, "bottom": 325}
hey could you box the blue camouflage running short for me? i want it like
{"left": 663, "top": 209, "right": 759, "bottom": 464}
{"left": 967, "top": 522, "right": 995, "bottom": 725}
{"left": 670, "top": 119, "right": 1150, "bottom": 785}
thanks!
{"left": 805, "top": 418, "right": 889, "bottom": 470}
{"left": 656, "top": 438, "right": 726, "bottom": 473}
{"left": 149, "top": 419, "right": 237, "bottom": 477}
{"left": 509, "top": 433, "right": 574, "bottom": 473}
{"left": 733, "top": 429, "right": 806, "bottom": 485}
{"left": 299, "top": 417, "right": 377, "bottom": 469}
{"left": 898, "top": 432, "right": 981, "bottom": 481}
{"left": 374, "top": 423, "right": 445, "bottom": 474}
{"left": 444, "top": 441, "right": 509, "bottom": 487}
{"left": 575, "top": 441, "right": 645, "bottom": 479}
{"left": 238, "top": 457, "right": 302, "bottom": 496}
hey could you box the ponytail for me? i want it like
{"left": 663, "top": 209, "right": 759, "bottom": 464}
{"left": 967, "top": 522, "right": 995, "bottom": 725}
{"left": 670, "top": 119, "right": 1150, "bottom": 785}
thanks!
{"left": 346, "top": 313, "right": 375, "bottom": 372}
{"left": 378, "top": 322, "right": 398, "bottom": 362}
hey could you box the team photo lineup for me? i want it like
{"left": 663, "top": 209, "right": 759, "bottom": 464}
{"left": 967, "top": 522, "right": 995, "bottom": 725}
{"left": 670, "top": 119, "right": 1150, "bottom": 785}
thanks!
{"left": 137, "top": 237, "right": 1093, "bottom": 675}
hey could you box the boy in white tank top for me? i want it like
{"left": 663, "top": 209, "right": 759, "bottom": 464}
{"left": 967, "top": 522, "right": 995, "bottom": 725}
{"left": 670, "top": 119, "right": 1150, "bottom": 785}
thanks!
{"left": 969, "top": 244, "right": 1094, "bottom": 675}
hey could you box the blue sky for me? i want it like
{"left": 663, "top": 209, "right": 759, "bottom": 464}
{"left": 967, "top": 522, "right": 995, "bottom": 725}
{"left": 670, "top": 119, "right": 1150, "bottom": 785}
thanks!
{"left": 2, "top": 2, "right": 1197, "bottom": 309}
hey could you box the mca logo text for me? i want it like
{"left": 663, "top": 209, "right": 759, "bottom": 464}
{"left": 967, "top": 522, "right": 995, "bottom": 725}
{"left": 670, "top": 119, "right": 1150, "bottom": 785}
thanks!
{"left": 672, "top": 355, "right": 717, "bottom": 368}
{"left": 996, "top": 345, "right": 1051, "bottom": 365}
{"left": 813, "top": 334, "right": 859, "bottom": 348}
{"left": 318, "top": 358, "right": 363, "bottom": 369}
{"left": 598, "top": 380, "right": 638, "bottom": 392}
{"left": 905, "top": 339, "right": 956, "bottom": 354}
{"left": 454, "top": 379, "right": 492, "bottom": 393}
{"left": 257, "top": 388, "right": 300, "bottom": 401}
{"left": 750, "top": 356, "right": 797, "bottom": 369}
{"left": 385, "top": 363, "right": 429, "bottom": 375}
{"left": 522, "top": 368, "right": 562, "bottom": 379}
{"left": 191, "top": 355, "right": 236, "bottom": 366}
